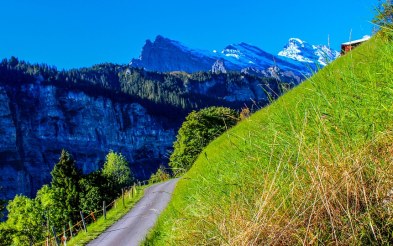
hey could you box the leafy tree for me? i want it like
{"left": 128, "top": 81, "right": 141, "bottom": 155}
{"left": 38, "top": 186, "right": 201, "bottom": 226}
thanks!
{"left": 79, "top": 171, "right": 114, "bottom": 213}
{"left": 102, "top": 151, "right": 133, "bottom": 190}
{"left": 79, "top": 181, "right": 102, "bottom": 214}
{"left": 50, "top": 150, "right": 82, "bottom": 223}
{"left": 169, "top": 106, "right": 238, "bottom": 175}
{"left": 6, "top": 195, "right": 45, "bottom": 245}
{"left": 373, "top": 0, "right": 393, "bottom": 36}
{"left": 0, "top": 222, "right": 17, "bottom": 246}
{"left": 35, "top": 185, "right": 65, "bottom": 232}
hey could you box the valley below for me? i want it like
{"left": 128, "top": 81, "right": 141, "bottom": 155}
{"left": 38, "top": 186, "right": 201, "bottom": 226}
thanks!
{"left": 0, "top": 35, "right": 338, "bottom": 201}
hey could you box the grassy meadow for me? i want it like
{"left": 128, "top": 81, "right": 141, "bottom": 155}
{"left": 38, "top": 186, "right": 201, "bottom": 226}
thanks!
{"left": 144, "top": 34, "right": 393, "bottom": 245}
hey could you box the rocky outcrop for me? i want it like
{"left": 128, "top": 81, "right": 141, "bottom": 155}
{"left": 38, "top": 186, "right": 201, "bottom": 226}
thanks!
{"left": 0, "top": 82, "right": 175, "bottom": 200}
{"left": 211, "top": 60, "right": 227, "bottom": 74}
{"left": 184, "top": 74, "right": 274, "bottom": 102}
{"left": 241, "top": 66, "right": 302, "bottom": 84}
{"left": 130, "top": 35, "right": 217, "bottom": 73}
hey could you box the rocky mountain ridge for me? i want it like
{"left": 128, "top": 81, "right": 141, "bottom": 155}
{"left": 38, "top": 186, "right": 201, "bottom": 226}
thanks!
{"left": 278, "top": 38, "right": 340, "bottom": 66}
{"left": 130, "top": 35, "right": 340, "bottom": 82}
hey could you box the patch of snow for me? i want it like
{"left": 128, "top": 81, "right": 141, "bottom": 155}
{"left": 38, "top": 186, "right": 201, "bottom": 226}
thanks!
{"left": 225, "top": 53, "right": 240, "bottom": 59}
{"left": 222, "top": 48, "right": 242, "bottom": 60}
{"left": 289, "top": 38, "right": 305, "bottom": 46}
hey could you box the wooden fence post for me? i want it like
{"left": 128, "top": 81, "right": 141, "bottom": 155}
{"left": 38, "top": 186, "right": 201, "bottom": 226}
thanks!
{"left": 68, "top": 221, "right": 73, "bottom": 238}
{"left": 122, "top": 188, "right": 125, "bottom": 208}
{"left": 80, "top": 211, "right": 87, "bottom": 232}
{"left": 91, "top": 211, "right": 96, "bottom": 222}
{"left": 46, "top": 212, "right": 50, "bottom": 246}
{"left": 51, "top": 226, "right": 60, "bottom": 246}
{"left": 103, "top": 201, "right": 106, "bottom": 220}
{"left": 63, "top": 226, "right": 67, "bottom": 246}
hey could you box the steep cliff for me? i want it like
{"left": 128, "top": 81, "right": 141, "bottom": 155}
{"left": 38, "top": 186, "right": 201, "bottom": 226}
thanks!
{"left": 0, "top": 80, "right": 175, "bottom": 200}
{"left": 0, "top": 58, "right": 286, "bottom": 200}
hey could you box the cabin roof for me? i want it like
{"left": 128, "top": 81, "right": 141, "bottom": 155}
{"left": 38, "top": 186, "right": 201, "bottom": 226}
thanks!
{"left": 341, "top": 35, "right": 371, "bottom": 46}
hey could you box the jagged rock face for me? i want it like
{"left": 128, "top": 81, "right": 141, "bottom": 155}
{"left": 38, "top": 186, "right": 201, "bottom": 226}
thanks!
{"left": 211, "top": 60, "right": 227, "bottom": 74}
{"left": 0, "top": 82, "right": 175, "bottom": 200}
{"left": 185, "top": 76, "right": 270, "bottom": 102}
{"left": 241, "top": 66, "right": 302, "bottom": 84}
{"left": 129, "top": 35, "right": 340, "bottom": 84}
{"left": 130, "top": 35, "right": 217, "bottom": 73}
{"left": 278, "top": 38, "right": 340, "bottom": 66}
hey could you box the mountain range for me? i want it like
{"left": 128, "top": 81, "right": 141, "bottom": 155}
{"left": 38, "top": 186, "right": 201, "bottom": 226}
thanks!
{"left": 0, "top": 59, "right": 280, "bottom": 200}
{"left": 130, "top": 35, "right": 340, "bottom": 83}
{"left": 0, "top": 36, "right": 339, "bottom": 201}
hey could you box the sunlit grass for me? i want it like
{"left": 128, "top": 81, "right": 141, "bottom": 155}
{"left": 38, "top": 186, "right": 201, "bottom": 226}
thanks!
{"left": 66, "top": 186, "right": 145, "bottom": 246}
{"left": 144, "top": 35, "right": 393, "bottom": 245}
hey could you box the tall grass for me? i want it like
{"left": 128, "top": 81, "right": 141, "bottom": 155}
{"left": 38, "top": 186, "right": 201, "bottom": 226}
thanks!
{"left": 144, "top": 34, "right": 393, "bottom": 245}
{"left": 65, "top": 185, "right": 145, "bottom": 246}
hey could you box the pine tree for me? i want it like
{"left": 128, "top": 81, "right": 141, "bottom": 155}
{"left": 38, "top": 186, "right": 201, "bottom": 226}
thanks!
{"left": 50, "top": 150, "right": 81, "bottom": 223}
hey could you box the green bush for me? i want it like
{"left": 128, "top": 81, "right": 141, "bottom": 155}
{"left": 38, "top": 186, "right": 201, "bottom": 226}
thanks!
{"left": 169, "top": 106, "right": 238, "bottom": 175}
{"left": 149, "top": 165, "right": 171, "bottom": 184}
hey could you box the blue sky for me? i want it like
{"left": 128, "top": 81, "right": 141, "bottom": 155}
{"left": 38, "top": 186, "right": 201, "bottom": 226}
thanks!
{"left": 0, "top": 0, "right": 378, "bottom": 69}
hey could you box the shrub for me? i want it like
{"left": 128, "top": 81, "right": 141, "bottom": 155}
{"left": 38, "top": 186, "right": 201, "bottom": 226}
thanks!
{"left": 169, "top": 106, "right": 238, "bottom": 175}
{"left": 149, "top": 165, "right": 171, "bottom": 184}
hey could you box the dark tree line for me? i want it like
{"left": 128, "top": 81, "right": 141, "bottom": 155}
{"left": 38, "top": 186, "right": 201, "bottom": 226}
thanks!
{"left": 0, "top": 57, "right": 282, "bottom": 125}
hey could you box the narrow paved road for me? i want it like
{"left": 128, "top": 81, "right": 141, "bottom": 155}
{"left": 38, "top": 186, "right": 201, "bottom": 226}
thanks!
{"left": 87, "top": 179, "right": 178, "bottom": 246}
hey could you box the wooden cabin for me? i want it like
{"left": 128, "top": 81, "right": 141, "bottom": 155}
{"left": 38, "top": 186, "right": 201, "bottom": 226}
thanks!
{"left": 341, "top": 36, "right": 371, "bottom": 55}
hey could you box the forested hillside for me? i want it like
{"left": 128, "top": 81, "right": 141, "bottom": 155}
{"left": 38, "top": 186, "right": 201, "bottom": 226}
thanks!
{"left": 0, "top": 57, "right": 286, "bottom": 201}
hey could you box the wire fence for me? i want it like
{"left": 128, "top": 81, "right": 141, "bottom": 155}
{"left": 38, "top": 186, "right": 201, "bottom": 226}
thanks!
{"left": 33, "top": 180, "right": 149, "bottom": 246}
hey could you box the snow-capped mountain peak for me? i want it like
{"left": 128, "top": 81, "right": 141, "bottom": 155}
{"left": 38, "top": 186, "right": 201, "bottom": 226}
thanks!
{"left": 289, "top": 38, "right": 306, "bottom": 47}
{"left": 278, "top": 38, "right": 340, "bottom": 66}
{"left": 129, "top": 35, "right": 340, "bottom": 84}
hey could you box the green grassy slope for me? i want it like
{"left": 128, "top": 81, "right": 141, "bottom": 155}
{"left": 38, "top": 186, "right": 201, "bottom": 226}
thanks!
{"left": 146, "top": 36, "right": 393, "bottom": 245}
